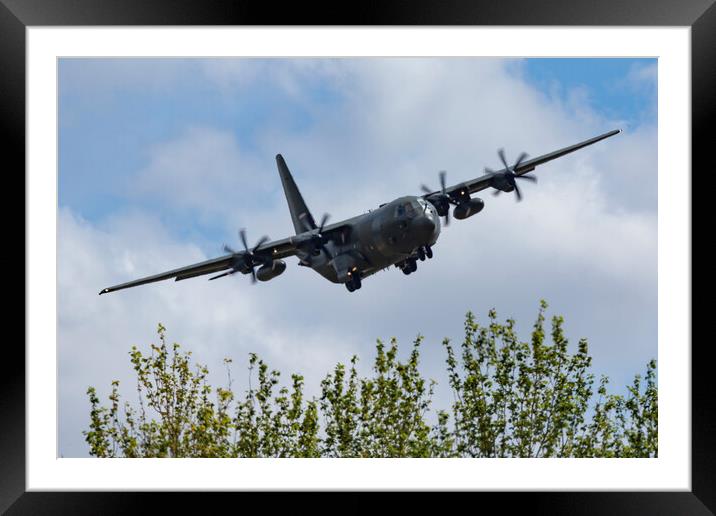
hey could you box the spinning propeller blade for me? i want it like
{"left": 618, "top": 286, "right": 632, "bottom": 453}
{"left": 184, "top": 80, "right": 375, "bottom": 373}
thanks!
{"left": 420, "top": 170, "right": 452, "bottom": 225}
{"left": 493, "top": 149, "right": 535, "bottom": 202}
{"left": 213, "top": 229, "right": 269, "bottom": 283}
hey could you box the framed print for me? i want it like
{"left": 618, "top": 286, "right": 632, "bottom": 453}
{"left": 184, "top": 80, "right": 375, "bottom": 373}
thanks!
{"left": 6, "top": 0, "right": 712, "bottom": 512}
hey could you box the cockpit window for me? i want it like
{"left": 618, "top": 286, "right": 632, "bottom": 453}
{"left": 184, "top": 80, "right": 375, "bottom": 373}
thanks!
{"left": 396, "top": 201, "right": 418, "bottom": 219}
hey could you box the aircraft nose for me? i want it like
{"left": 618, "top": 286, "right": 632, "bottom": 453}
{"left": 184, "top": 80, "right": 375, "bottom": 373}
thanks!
{"left": 415, "top": 214, "right": 436, "bottom": 237}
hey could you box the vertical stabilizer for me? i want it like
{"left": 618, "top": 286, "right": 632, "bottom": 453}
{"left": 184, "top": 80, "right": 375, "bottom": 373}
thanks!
{"left": 276, "top": 154, "right": 316, "bottom": 234}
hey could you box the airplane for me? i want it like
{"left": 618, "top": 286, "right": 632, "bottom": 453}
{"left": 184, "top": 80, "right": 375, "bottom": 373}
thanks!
{"left": 99, "top": 129, "right": 621, "bottom": 295}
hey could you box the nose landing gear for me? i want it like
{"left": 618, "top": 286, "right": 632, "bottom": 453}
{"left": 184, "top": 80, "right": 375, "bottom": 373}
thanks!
{"left": 401, "top": 258, "right": 418, "bottom": 275}
{"left": 399, "top": 245, "right": 433, "bottom": 276}
{"left": 415, "top": 245, "right": 433, "bottom": 262}
{"left": 395, "top": 245, "right": 433, "bottom": 277}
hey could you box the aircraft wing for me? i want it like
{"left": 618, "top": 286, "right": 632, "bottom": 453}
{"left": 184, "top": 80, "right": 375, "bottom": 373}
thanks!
{"left": 98, "top": 236, "right": 299, "bottom": 295}
{"left": 429, "top": 129, "right": 621, "bottom": 198}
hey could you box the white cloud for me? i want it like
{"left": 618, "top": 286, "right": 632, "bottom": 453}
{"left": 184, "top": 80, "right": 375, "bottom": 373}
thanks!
{"left": 626, "top": 61, "right": 658, "bottom": 90}
{"left": 59, "top": 58, "right": 657, "bottom": 456}
{"left": 58, "top": 208, "right": 359, "bottom": 457}
{"left": 131, "top": 126, "right": 274, "bottom": 223}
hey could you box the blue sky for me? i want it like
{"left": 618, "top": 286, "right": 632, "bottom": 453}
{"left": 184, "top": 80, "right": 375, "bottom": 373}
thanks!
{"left": 58, "top": 58, "right": 657, "bottom": 457}
{"left": 59, "top": 58, "right": 656, "bottom": 242}
{"left": 524, "top": 58, "right": 657, "bottom": 126}
{"left": 59, "top": 59, "right": 345, "bottom": 240}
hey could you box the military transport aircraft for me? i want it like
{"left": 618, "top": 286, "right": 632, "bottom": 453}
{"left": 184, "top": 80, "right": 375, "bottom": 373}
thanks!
{"left": 99, "top": 129, "right": 620, "bottom": 294}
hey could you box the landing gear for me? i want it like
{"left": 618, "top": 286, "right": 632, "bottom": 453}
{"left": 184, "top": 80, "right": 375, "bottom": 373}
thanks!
{"left": 402, "top": 258, "right": 418, "bottom": 275}
{"left": 415, "top": 245, "right": 432, "bottom": 263}
{"left": 345, "top": 274, "right": 362, "bottom": 292}
{"left": 399, "top": 246, "right": 432, "bottom": 276}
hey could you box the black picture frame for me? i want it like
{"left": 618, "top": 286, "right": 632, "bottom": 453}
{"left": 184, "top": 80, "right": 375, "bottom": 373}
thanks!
{"left": 4, "top": 0, "right": 711, "bottom": 513}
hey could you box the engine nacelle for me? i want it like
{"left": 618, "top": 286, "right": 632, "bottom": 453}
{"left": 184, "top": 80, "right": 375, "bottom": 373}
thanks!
{"left": 453, "top": 198, "right": 485, "bottom": 220}
{"left": 256, "top": 260, "right": 286, "bottom": 282}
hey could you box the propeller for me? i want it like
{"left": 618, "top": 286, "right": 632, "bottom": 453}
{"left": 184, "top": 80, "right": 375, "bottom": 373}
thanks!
{"left": 316, "top": 213, "right": 330, "bottom": 234}
{"left": 299, "top": 212, "right": 333, "bottom": 258}
{"left": 490, "top": 149, "right": 536, "bottom": 202}
{"left": 210, "top": 228, "right": 269, "bottom": 282}
{"left": 420, "top": 170, "right": 452, "bottom": 226}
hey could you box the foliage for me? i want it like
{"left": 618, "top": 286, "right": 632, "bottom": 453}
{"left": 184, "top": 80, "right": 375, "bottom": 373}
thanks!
{"left": 438, "top": 301, "right": 657, "bottom": 457}
{"left": 84, "top": 302, "right": 657, "bottom": 458}
{"left": 319, "top": 339, "right": 435, "bottom": 457}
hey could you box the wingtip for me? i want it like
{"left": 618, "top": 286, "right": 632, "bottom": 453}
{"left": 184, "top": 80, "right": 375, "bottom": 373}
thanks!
{"left": 99, "top": 288, "right": 109, "bottom": 295}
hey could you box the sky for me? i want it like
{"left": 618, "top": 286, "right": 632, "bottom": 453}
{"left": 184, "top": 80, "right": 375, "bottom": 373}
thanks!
{"left": 58, "top": 57, "right": 657, "bottom": 457}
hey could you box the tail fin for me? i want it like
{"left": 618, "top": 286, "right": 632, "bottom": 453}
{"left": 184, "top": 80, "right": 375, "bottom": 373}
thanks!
{"left": 276, "top": 154, "right": 315, "bottom": 234}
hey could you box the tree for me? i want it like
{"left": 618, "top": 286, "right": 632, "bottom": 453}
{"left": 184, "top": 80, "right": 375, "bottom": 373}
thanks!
{"left": 84, "top": 301, "right": 657, "bottom": 458}
{"left": 319, "top": 338, "right": 436, "bottom": 457}
{"left": 437, "top": 301, "right": 657, "bottom": 457}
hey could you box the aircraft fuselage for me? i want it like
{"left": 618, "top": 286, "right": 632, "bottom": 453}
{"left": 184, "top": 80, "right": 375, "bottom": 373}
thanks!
{"left": 293, "top": 195, "right": 440, "bottom": 284}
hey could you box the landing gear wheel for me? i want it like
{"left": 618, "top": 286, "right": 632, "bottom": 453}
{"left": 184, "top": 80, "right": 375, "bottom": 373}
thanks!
{"left": 345, "top": 275, "right": 362, "bottom": 292}
{"left": 425, "top": 245, "right": 433, "bottom": 259}
{"left": 404, "top": 259, "right": 418, "bottom": 274}
{"left": 417, "top": 247, "right": 426, "bottom": 261}
{"left": 401, "top": 259, "right": 418, "bottom": 275}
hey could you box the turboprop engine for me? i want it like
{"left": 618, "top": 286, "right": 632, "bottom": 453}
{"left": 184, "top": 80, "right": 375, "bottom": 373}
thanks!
{"left": 453, "top": 198, "right": 485, "bottom": 220}
{"left": 255, "top": 260, "right": 286, "bottom": 282}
